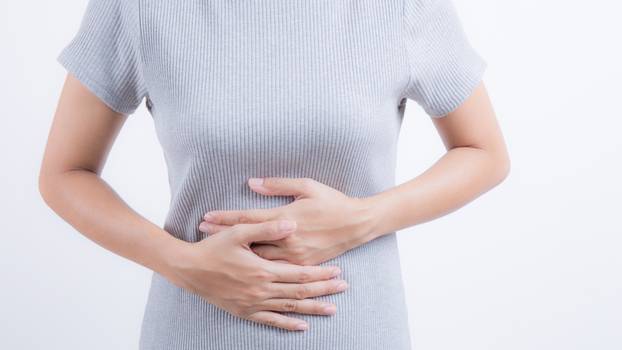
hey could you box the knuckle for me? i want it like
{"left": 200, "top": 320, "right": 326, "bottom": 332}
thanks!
{"left": 263, "top": 317, "right": 278, "bottom": 327}
{"left": 294, "top": 285, "right": 310, "bottom": 299}
{"left": 256, "top": 288, "right": 270, "bottom": 301}
{"left": 282, "top": 300, "right": 298, "bottom": 312}
{"left": 264, "top": 269, "right": 281, "bottom": 282}
{"left": 247, "top": 285, "right": 267, "bottom": 301}
{"left": 229, "top": 305, "right": 246, "bottom": 318}
{"left": 251, "top": 268, "right": 273, "bottom": 281}
{"left": 297, "top": 271, "right": 311, "bottom": 283}
{"left": 238, "top": 213, "right": 251, "bottom": 223}
{"left": 236, "top": 296, "right": 254, "bottom": 310}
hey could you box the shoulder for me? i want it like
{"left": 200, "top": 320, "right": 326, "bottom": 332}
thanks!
{"left": 402, "top": 0, "right": 465, "bottom": 32}
{"left": 84, "top": 0, "right": 141, "bottom": 36}
{"left": 403, "top": 0, "right": 451, "bottom": 14}
{"left": 81, "top": 0, "right": 140, "bottom": 20}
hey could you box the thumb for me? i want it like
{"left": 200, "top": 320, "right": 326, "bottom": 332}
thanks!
{"left": 234, "top": 220, "right": 297, "bottom": 245}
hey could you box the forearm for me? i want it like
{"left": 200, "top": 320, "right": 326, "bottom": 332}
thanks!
{"left": 39, "top": 168, "right": 186, "bottom": 276}
{"left": 359, "top": 146, "right": 509, "bottom": 242}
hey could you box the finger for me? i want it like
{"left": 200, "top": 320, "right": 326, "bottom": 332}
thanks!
{"left": 203, "top": 208, "right": 276, "bottom": 226}
{"left": 247, "top": 177, "right": 319, "bottom": 198}
{"left": 268, "top": 279, "right": 349, "bottom": 300}
{"left": 246, "top": 311, "right": 309, "bottom": 331}
{"left": 233, "top": 220, "right": 297, "bottom": 245}
{"left": 252, "top": 244, "right": 287, "bottom": 261}
{"left": 265, "top": 262, "right": 342, "bottom": 283}
{"left": 198, "top": 222, "right": 230, "bottom": 235}
{"left": 258, "top": 298, "right": 337, "bottom": 316}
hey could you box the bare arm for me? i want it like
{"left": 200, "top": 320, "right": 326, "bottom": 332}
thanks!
{"left": 39, "top": 74, "right": 349, "bottom": 331}
{"left": 363, "top": 81, "right": 510, "bottom": 239}
{"left": 38, "top": 74, "right": 180, "bottom": 273}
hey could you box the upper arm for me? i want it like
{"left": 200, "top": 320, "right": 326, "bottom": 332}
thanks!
{"left": 431, "top": 81, "right": 506, "bottom": 160}
{"left": 40, "top": 73, "right": 127, "bottom": 177}
{"left": 41, "top": 0, "right": 147, "bottom": 176}
{"left": 401, "top": 0, "right": 507, "bottom": 164}
{"left": 56, "top": 0, "right": 147, "bottom": 115}
{"left": 401, "top": 0, "right": 487, "bottom": 118}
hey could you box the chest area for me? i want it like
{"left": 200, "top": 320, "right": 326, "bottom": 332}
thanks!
{"left": 139, "top": 0, "right": 406, "bottom": 116}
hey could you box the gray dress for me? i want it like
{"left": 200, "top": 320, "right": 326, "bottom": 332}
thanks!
{"left": 57, "top": 0, "right": 486, "bottom": 348}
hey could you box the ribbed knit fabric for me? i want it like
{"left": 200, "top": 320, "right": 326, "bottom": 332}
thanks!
{"left": 56, "top": 0, "right": 487, "bottom": 349}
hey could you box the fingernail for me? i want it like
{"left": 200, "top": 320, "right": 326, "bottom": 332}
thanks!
{"left": 295, "top": 323, "right": 308, "bottom": 331}
{"left": 248, "top": 178, "right": 264, "bottom": 187}
{"left": 203, "top": 212, "right": 215, "bottom": 221}
{"left": 279, "top": 220, "right": 297, "bottom": 232}
{"left": 198, "top": 222, "right": 210, "bottom": 233}
{"left": 323, "top": 304, "right": 336, "bottom": 314}
{"left": 337, "top": 281, "right": 349, "bottom": 290}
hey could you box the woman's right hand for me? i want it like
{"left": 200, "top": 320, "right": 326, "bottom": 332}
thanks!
{"left": 161, "top": 220, "right": 348, "bottom": 331}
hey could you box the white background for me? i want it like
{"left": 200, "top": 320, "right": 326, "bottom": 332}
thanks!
{"left": 1, "top": 0, "right": 621, "bottom": 349}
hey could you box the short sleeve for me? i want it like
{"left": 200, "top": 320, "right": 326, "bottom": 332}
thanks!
{"left": 401, "top": 0, "right": 487, "bottom": 118}
{"left": 57, "top": 0, "right": 147, "bottom": 115}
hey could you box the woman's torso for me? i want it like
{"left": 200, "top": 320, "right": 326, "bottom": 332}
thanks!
{"left": 138, "top": 1, "right": 411, "bottom": 349}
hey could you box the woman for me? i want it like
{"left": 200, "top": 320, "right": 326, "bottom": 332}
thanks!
{"left": 40, "top": 0, "right": 510, "bottom": 349}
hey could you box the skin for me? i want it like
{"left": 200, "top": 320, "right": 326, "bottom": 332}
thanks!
{"left": 199, "top": 81, "right": 511, "bottom": 266}
{"left": 40, "top": 73, "right": 509, "bottom": 331}
{"left": 39, "top": 74, "right": 349, "bottom": 332}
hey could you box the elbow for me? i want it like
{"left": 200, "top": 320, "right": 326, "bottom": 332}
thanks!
{"left": 38, "top": 166, "right": 61, "bottom": 210}
{"left": 38, "top": 169, "right": 54, "bottom": 208}
{"left": 491, "top": 151, "right": 511, "bottom": 186}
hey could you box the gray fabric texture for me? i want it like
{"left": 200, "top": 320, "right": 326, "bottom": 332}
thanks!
{"left": 57, "top": 0, "right": 487, "bottom": 349}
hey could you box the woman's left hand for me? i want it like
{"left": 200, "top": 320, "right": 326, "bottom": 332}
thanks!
{"left": 198, "top": 178, "right": 378, "bottom": 266}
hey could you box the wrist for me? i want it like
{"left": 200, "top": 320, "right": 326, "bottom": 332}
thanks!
{"left": 145, "top": 227, "right": 193, "bottom": 277}
{"left": 348, "top": 195, "right": 384, "bottom": 246}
